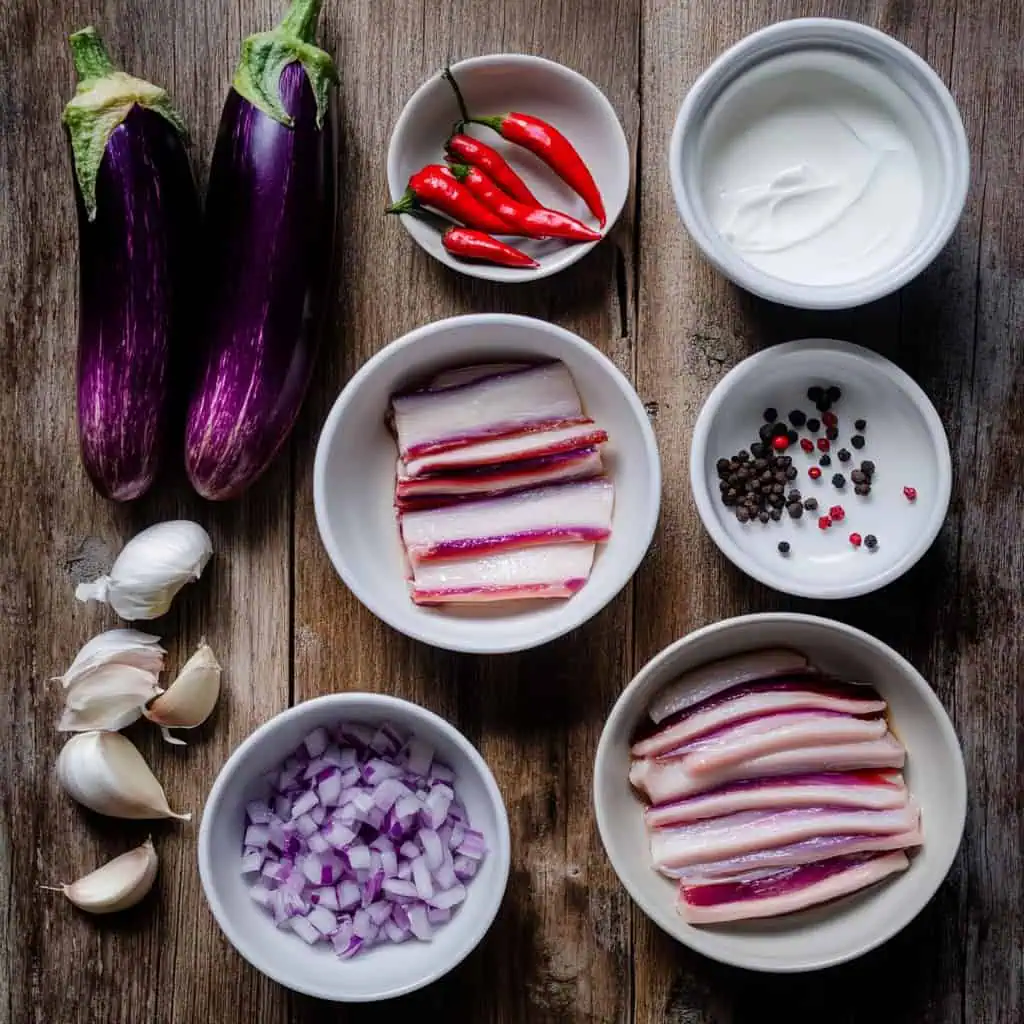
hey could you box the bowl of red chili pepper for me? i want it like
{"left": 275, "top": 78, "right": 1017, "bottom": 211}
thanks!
{"left": 387, "top": 55, "right": 630, "bottom": 283}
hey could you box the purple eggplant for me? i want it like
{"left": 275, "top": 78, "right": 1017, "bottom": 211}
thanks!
{"left": 185, "top": 0, "right": 338, "bottom": 500}
{"left": 64, "top": 28, "right": 198, "bottom": 501}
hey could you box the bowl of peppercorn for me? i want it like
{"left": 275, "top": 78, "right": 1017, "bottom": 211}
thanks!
{"left": 690, "top": 339, "right": 952, "bottom": 599}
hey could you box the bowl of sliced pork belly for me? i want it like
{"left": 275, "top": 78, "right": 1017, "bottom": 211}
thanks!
{"left": 593, "top": 612, "right": 966, "bottom": 972}
{"left": 313, "top": 313, "right": 660, "bottom": 653}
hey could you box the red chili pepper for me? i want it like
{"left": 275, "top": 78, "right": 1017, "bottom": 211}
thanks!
{"left": 441, "top": 226, "right": 538, "bottom": 268}
{"left": 386, "top": 165, "right": 516, "bottom": 235}
{"left": 446, "top": 163, "right": 601, "bottom": 243}
{"left": 443, "top": 67, "right": 606, "bottom": 227}
{"left": 445, "top": 133, "right": 540, "bottom": 207}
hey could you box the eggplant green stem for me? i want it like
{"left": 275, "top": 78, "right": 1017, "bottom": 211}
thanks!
{"left": 232, "top": 0, "right": 339, "bottom": 128}
{"left": 62, "top": 26, "right": 187, "bottom": 221}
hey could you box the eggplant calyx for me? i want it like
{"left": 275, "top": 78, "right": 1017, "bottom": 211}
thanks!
{"left": 232, "top": 0, "right": 338, "bottom": 129}
{"left": 63, "top": 28, "right": 187, "bottom": 221}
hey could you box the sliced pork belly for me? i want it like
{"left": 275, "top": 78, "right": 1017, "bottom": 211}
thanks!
{"left": 645, "top": 771, "right": 908, "bottom": 828}
{"left": 400, "top": 479, "right": 614, "bottom": 565}
{"left": 632, "top": 684, "right": 888, "bottom": 759}
{"left": 403, "top": 421, "right": 608, "bottom": 478}
{"left": 426, "top": 363, "right": 529, "bottom": 390}
{"left": 410, "top": 544, "right": 596, "bottom": 604}
{"left": 657, "top": 711, "right": 890, "bottom": 776}
{"left": 392, "top": 363, "right": 584, "bottom": 459}
{"left": 647, "top": 648, "right": 812, "bottom": 725}
{"left": 676, "top": 851, "right": 910, "bottom": 924}
{"left": 662, "top": 826, "right": 922, "bottom": 881}
{"left": 649, "top": 801, "right": 919, "bottom": 870}
{"left": 630, "top": 734, "right": 906, "bottom": 804}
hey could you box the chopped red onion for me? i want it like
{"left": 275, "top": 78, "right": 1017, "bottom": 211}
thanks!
{"left": 405, "top": 737, "right": 434, "bottom": 777}
{"left": 244, "top": 824, "right": 270, "bottom": 847}
{"left": 406, "top": 904, "right": 432, "bottom": 941}
{"left": 250, "top": 882, "right": 273, "bottom": 907}
{"left": 346, "top": 845, "right": 371, "bottom": 872}
{"left": 419, "top": 828, "right": 444, "bottom": 870}
{"left": 306, "top": 832, "right": 330, "bottom": 854}
{"left": 313, "top": 885, "right": 339, "bottom": 910}
{"left": 290, "top": 790, "right": 318, "bottom": 819}
{"left": 304, "top": 727, "right": 330, "bottom": 759}
{"left": 427, "top": 906, "right": 452, "bottom": 925}
{"left": 411, "top": 856, "right": 434, "bottom": 900}
{"left": 380, "top": 850, "right": 398, "bottom": 877}
{"left": 240, "top": 849, "right": 264, "bottom": 874}
{"left": 397, "top": 860, "right": 413, "bottom": 881}
{"left": 317, "top": 771, "right": 343, "bottom": 806}
{"left": 383, "top": 877, "right": 418, "bottom": 901}
{"left": 290, "top": 915, "right": 322, "bottom": 944}
{"left": 428, "top": 883, "right": 467, "bottom": 909}
{"left": 453, "top": 854, "right": 478, "bottom": 881}
{"left": 434, "top": 854, "right": 459, "bottom": 891}
{"left": 246, "top": 800, "right": 272, "bottom": 824}
{"left": 308, "top": 905, "right": 339, "bottom": 936}
{"left": 430, "top": 762, "right": 456, "bottom": 784}
{"left": 384, "top": 920, "right": 410, "bottom": 942}
{"left": 457, "top": 829, "right": 487, "bottom": 860}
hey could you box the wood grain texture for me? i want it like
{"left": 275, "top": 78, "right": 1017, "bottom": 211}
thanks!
{"left": 1, "top": 0, "right": 1021, "bottom": 1020}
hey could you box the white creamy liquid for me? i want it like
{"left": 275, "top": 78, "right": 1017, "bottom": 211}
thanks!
{"left": 700, "top": 52, "right": 929, "bottom": 287}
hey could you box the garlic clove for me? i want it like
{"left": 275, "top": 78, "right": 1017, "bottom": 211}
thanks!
{"left": 144, "top": 641, "right": 221, "bottom": 745}
{"left": 42, "top": 837, "right": 158, "bottom": 914}
{"left": 58, "top": 699, "right": 148, "bottom": 733}
{"left": 74, "top": 520, "right": 213, "bottom": 621}
{"left": 54, "top": 629, "right": 165, "bottom": 689}
{"left": 65, "top": 664, "right": 163, "bottom": 711}
{"left": 56, "top": 731, "right": 190, "bottom": 820}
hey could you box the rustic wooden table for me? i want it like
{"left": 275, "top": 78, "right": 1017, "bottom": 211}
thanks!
{"left": 3, "top": 0, "right": 1021, "bottom": 1020}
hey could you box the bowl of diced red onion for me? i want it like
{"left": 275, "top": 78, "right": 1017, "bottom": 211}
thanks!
{"left": 313, "top": 313, "right": 661, "bottom": 654}
{"left": 198, "top": 693, "right": 511, "bottom": 1002}
{"left": 593, "top": 613, "right": 966, "bottom": 973}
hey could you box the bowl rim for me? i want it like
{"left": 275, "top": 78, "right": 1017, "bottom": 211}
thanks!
{"left": 689, "top": 337, "right": 953, "bottom": 599}
{"left": 312, "top": 312, "right": 662, "bottom": 654}
{"left": 197, "top": 692, "right": 513, "bottom": 1002}
{"left": 386, "top": 52, "right": 630, "bottom": 284}
{"left": 593, "top": 611, "right": 968, "bottom": 973}
{"left": 668, "top": 17, "right": 970, "bottom": 310}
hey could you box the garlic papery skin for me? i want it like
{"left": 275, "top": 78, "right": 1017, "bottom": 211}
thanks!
{"left": 58, "top": 664, "right": 164, "bottom": 733}
{"left": 56, "top": 731, "right": 190, "bottom": 820}
{"left": 143, "top": 641, "right": 221, "bottom": 746}
{"left": 74, "top": 521, "right": 213, "bottom": 620}
{"left": 42, "top": 838, "right": 158, "bottom": 914}
{"left": 54, "top": 629, "right": 166, "bottom": 689}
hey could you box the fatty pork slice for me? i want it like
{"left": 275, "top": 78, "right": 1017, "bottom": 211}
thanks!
{"left": 632, "top": 683, "right": 888, "bottom": 759}
{"left": 426, "top": 363, "right": 529, "bottom": 390}
{"left": 395, "top": 447, "right": 603, "bottom": 509}
{"left": 646, "top": 648, "right": 813, "bottom": 725}
{"left": 403, "top": 421, "right": 608, "bottom": 479}
{"left": 410, "top": 544, "right": 596, "bottom": 604}
{"left": 654, "top": 710, "right": 890, "bottom": 776}
{"left": 645, "top": 771, "right": 908, "bottom": 829}
{"left": 662, "top": 826, "right": 922, "bottom": 882}
{"left": 392, "top": 362, "right": 584, "bottom": 460}
{"left": 400, "top": 479, "right": 614, "bottom": 566}
{"left": 630, "top": 733, "right": 906, "bottom": 804}
{"left": 676, "top": 850, "right": 910, "bottom": 924}
{"left": 649, "top": 800, "right": 920, "bottom": 871}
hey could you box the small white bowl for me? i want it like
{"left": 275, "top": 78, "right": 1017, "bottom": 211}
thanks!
{"left": 313, "top": 314, "right": 660, "bottom": 654}
{"left": 594, "top": 613, "right": 966, "bottom": 973}
{"left": 669, "top": 18, "right": 969, "bottom": 309}
{"left": 198, "top": 693, "right": 511, "bottom": 1002}
{"left": 690, "top": 338, "right": 951, "bottom": 599}
{"left": 387, "top": 54, "right": 630, "bottom": 283}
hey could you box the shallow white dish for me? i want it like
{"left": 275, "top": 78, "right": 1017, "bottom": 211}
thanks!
{"left": 313, "top": 314, "right": 661, "bottom": 654}
{"left": 669, "top": 18, "right": 969, "bottom": 309}
{"left": 594, "top": 613, "right": 966, "bottom": 973}
{"left": 690, "top": 338, "right": 951, "bottom": 599}
{"left": 387, "top": 54, "right": 630, "bottom": 283}
{"left": 198, "top": 693, "right": 511, "bottom": 1002}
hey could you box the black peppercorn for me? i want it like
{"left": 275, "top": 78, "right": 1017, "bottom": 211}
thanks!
{"left": 789, "top": 410, "right": 806, "bottom": 427}
{"left": 819, "top": 454, "right": 832, "bottom": 467}
{"left": 851, "top": 434, "right": 866, "bottom": 449}
{"left": 803, "top": 497, "right": 818, "bottom": 511}
{"left": 772, "top": 482, "right": 784, "bottom": 494}
{"left": 807, "top": 386, "right": 824, "bottom": 402}
{"left": 759, "top": 511, "right": 770, "bottom": 523}
{"left": 770, "top": 508, "right": 783, "bottom": 521}
{"left": 854, "top": 483, "right": 871, "bottom": 496}
{"left": 860, "top": 460, "right": 875, "bottom": 475}
{"left": 851, "top": 470, "right": 866, "bottom": 484}
{"left": 854, "top": 419, "right": 866, "bottom": 431}
{"left": 838, "top": 448, "right": 851, "bottom": 463}
{"left": 815, "top": 396, "right": 831, "bottom": 412}
{"left": 719, "top": 480, "right": 730, "bottom": 492}
{"left": 777, "top": 455, "right": 793, "bottom": 468}
{"left": 788, "top": 489, "right": 802, "bottom": 502}
{"left": 865, "top": 534, "right": 878, "bottom": 549}
{"left": 786, "top": 429, "right": 798, "bottom": 445}
{"left": 826, "top": 425, "right": 839, "bottom": 441}
{"left": 827, "top": 385, "right": 841, "bottom": 402}
{"left": 806, "top": 417, "right": 821, "bottom": 432}
{"left": 716, "top": 458, "right": 731, "bottom": 475}
{"left": 769, "top": 494, "right": 785, "bottom": 508}
{"left": 758, "top": 423, "right": 774, "bottom": 442}
{"left": 772, "top": 422, "right": 789, "bottom": 438}
{"left": 750, "top": 442, "right": 766, "bottom": 458}
{"left": 763, "top": 407, "right": 778, "bottom": 422}
{"left": 778, "top": 541, "right": 791, "bottom": 554}
{"left": 737, "top": 509, "right": 750, "bottom": 523}
{"left": 787, "top": 502, "right": 803, "bottom": 519}
{"left": 754, "top": 458, "right": 768, "bottom": 470}
{"left": 736, "top": 449, "right": 750, "bottom": 462}
{"left": 832, "top": 473, "right": 846, "bottom": 487}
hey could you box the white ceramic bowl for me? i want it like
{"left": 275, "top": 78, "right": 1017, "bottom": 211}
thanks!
{"left": 594, "top": 613, "right": 966, "bottom": 973}
{"left": 198, "top": 693, "right": 511, "bottom": 1002}
{"left": 313, "top": 314, "right": 661, "bottom": 654}
{"left": 387, "top": 54, "right": 630, "bottom": 283}
{"left": 690, "top": 338, "right": 951, "bottom": 599}
{"left": 669, "top": 18, "right": 969, "bottom": 309}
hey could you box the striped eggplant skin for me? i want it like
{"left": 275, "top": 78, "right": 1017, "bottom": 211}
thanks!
{"left": 185, "top": 61, "right": 336, "bottom": 501}
{"left": 73, "top": 106, "right": 198, "bottom": 502}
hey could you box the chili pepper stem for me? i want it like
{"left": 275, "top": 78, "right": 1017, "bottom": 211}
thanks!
{"left": 442, "top": 66, "right": 472, "bottom": 124}
{"left": 385, "top": 189, "right": 417, "bottom": 215}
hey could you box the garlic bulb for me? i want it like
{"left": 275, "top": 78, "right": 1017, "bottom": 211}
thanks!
{"left": 56, "top": 731, "right": 190, "bottom": 820}
{"left": 74, "top": 520, "right": 213, "bottom": 620}
{"left": 144, "top": 641, "right": 222, "bottom": 745}
{"left": 41, "top": 838, "right": 158, "bottom": 914}
{"left": 54, "top": 629, "right": 165, "bottom": 688}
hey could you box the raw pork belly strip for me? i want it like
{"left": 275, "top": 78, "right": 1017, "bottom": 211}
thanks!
{"left": 647, "top": 648, "right": 812, "bottom": 724}
{"left": 400, "top": 479, "right": 614, "bottom": 565}
{"left": 395, "top": 448, "right": 603, "bottom": 506}
{"left": 410, "top": 544, "right": 596, "bottom": 604}
{"left": 403, "top": 421, "right": 608, "bottom": 478}
{"left": 632, "top": 684, "right": 888, "bottom": 758}
{"left": 392, "top": 363, "right": 584, "bottom": 459}
{"left": 426, "top": 363, "right": 529, "bottom": 390}
{"left": 676, "top": 851, "right": 910, "bottom": 924}
{"left": 630, "top": 734, "right": 906, "bottom": 803}
{"left": 655, "top": 711, "right": 890, "bottom": 775}
{"left": 662, "top": 827, "right": 922, "bottom": 881}
{"left": 649, "top": 801, "right": 919, "bottom": 870}
{"left": 645, "top": 771, "right": 908, "bottom": 828}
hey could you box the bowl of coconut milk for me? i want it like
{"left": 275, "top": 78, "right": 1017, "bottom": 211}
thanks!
{"left": 670, "top": 19, "right": 969, "bottom": 310}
